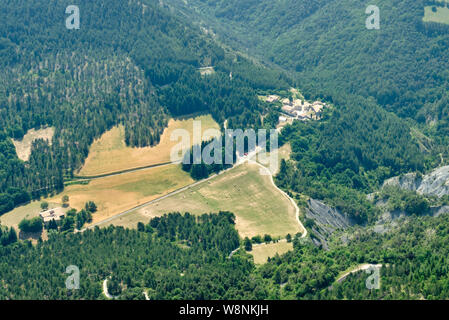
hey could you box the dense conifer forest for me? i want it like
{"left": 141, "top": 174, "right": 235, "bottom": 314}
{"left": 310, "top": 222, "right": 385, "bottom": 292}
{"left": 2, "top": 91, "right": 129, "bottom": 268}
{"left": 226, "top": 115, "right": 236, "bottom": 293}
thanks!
{"left": 2, "top": 211, "right": 449, "bottom": 300}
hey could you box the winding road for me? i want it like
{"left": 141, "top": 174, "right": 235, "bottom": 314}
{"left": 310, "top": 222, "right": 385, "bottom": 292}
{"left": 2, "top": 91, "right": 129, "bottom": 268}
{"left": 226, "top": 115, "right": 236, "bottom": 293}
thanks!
{"left": 225, "top": 153, "right": 307, "bottom": 259}
{"left": 252, "top": 160, "right": 307, "bottom": 238}
{"left": 102, "top": 278, "right": 119, "bottom": 299}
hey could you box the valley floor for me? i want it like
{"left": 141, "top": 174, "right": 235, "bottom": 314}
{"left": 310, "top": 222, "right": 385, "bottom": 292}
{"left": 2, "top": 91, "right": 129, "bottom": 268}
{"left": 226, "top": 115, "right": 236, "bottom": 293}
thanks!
{"left": 4, "top": 115, "right": 305, "bottom": 263}
{"left": 96, "top": 161, "right": 302, "bottom": 239}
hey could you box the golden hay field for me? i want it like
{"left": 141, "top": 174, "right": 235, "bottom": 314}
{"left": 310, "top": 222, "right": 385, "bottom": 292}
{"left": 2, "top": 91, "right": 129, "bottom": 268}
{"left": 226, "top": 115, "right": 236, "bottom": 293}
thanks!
{"left": 50, "top": 164, "right": 194, "bottom": 225}
{"left": 103, "top": 162, "right": 300, "bottom": 239}
{"left": 250, "top": 241, "right": 294, "bottom": 264}
{"left": 78, "top": 114, "right": 220, "bottom": 176}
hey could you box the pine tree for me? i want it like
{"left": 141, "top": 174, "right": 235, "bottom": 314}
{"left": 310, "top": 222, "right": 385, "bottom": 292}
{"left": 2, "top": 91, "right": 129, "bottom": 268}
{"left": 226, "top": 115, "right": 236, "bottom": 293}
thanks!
{"left": 244, "top": 237, "right": 252, "bottom": 251}
{"left": 8, "top": 227, "right": 17, "bottom": 244}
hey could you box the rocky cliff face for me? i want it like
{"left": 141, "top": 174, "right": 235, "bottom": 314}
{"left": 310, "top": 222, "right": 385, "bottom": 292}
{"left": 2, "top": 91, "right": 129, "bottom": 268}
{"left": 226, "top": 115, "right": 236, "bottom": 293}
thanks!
{"left": 305, "top": 199, "right": 356, "bottom": 249}
{"left": 371, "top": 205, "right": 449, "bottom": 235}
{"left": 306, "top": 199, "right": 354, "bottom": 230}
{"left": 383, "top": 166, "right": 449, "bottom": 197}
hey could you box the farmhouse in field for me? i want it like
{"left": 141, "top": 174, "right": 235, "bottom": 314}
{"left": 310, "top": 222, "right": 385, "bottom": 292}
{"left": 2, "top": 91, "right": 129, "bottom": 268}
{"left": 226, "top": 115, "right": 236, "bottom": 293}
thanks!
{"left": 40, "top": 207, "right": 65, "bottom": 225}
{"left": 279, "top": 116, "right": 288, "bottom": 123}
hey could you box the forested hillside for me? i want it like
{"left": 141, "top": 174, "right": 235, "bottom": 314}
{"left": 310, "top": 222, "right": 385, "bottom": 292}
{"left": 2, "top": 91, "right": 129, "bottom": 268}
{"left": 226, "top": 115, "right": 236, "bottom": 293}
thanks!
{"left": 0, "top": 0, "right": 289, "bottom": 214}
{"left": 165, "top": 0, "right": 449, "bottom": 155}
{"left": 263, "top": 212, "right": 449, "bottom": 300}
{"left": 276, "top": 96, "right": 428, "bottom": 223}
{"left": 4, "top": 0, "right": 449, "bottom": 302}
{"left": 2, "top": 210, "right": 449, "bottom": 300}
{"left": 0, "top": 212, "right": 266, "bottom": 299}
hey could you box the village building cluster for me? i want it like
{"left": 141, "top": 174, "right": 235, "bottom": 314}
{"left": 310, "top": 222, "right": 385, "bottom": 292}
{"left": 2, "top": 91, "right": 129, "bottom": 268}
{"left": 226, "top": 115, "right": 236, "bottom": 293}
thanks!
{"left": 265, "top": 94, "right": 326, "bottom": 122}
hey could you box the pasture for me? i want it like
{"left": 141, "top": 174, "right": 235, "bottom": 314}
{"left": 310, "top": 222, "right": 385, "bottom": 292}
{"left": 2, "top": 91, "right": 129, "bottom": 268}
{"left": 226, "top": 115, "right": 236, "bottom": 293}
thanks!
{"left": 250, "top": 241, "right": 294, "bottom": 264}
{"left": 78, "top": 114, "right": 220, "bottom": 176}
{"left": 0, "top": 201, "right": 59, "bottom": 230}
{"left": 103, "top": 162, "right": 300, "bottom": 239}
{"left": 50, "top": 164, "right": 194, "bottom": 225}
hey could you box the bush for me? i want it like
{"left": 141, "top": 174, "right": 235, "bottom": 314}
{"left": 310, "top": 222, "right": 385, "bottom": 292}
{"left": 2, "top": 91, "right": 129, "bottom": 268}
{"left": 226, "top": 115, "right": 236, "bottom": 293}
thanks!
{"left": 404, "top": 194, "right": 430, "bottom": 215}
{"left": 40, "top": 201, "right": 49, "bottom": 211}
{"left": 19, "top": 217, "right": 43, "bottom": 233}
{"left": 137, "top": 222, "right": 145, "bottom": 232}
{"left": 251, "top": 235, "right": 262, "bottom": 244}
{"left": 263, "top": 234, "right": 272, "bottom": 244}
{"left": 85, "top": 201, "right": 97, "bottom": 213}
{"left": 60, "top": 216, "right": 75, "bottom": 232}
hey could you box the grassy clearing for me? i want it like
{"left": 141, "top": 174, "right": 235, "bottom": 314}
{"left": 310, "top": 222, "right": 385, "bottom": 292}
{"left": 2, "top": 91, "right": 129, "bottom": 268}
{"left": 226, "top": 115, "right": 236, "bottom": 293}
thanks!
{"left": 256, "top": 143, "right": 291, "bottom": 175}
{"left": 78, "top": 114, "right": 220, "bottom": 176}
{"left": 250, "top": 241, "right": 294, "bottom": 264}
{"left": 104, "top": 162, "right": 299, "bottom": 239}
{"left": 424, "top": 6, "right": 449, "bottom": 25}
{"left": 12, "top": 127, "right": 55, "bottom": 161}
{"left": 0, "top": 201, "right": 60, "bottom": 229}
{"left": 50, "top": 164, "right": 194, "bottom": 225}
{"left": 289, "top": 88, "right": 304, "bottom": 100}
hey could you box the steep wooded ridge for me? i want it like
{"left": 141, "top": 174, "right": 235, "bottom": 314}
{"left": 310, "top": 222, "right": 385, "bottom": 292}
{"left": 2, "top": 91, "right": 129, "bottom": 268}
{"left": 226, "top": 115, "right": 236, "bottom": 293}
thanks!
{"left": 165, "top": 0, "right": 449, "bottom": 121}
{"left": 165, "top": 0, "right": 449, "bottom": 140}
{"left": 0, "top": 0, "right": 289, "bottom": 214}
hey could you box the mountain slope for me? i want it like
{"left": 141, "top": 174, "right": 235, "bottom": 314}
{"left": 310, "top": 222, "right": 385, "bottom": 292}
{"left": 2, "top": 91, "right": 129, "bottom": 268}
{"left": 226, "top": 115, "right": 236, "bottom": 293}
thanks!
{"left": 163, "top": 0, "right": 449, "bottom": 222}
{"left": 165, "top": 0, "right": 449, "bottom": 130}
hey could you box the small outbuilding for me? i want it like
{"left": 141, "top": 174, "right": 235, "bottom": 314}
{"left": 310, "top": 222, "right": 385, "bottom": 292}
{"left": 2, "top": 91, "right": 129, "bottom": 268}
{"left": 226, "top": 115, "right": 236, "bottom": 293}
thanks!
{"left": 40, "top": 207, "right": 66, "bottom": 225}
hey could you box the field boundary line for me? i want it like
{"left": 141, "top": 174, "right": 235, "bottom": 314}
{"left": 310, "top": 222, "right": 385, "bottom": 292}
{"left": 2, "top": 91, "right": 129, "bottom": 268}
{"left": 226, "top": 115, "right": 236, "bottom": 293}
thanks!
{"left": 251, "top": 160, "right": 307, "bottom": 238}
{"left": 73, "top": 161, "right": 175, "bottom": 180}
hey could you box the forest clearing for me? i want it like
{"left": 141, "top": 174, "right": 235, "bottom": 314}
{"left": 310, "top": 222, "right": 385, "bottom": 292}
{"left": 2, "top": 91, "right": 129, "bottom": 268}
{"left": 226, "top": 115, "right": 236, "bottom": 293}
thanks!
{"left": 102, "top": 162, "right": 300, "bottom": 239}
{"left": 51, "top": 164, "right": 194, "bottom": 225}
{"left": 78, "top": 114, "right": 220, "bottom": 176}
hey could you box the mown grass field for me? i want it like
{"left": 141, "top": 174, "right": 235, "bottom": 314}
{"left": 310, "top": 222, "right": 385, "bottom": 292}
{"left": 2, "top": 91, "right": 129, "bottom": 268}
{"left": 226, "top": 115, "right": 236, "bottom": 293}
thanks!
{"left": 78, "top": 114, "right": 220, "bottom": 176}
{"left": 250, "top": 241, "right": 294, "bottom": 264}
{"left": 50, "top": 164, "right": 194, "bottom": 225}
{"left": 0, "top": 201, "right": 60, "bottom": 229}
{"left": 103, "top": 162, "right": 300, "bottom": 239}
{"left": 259, "top": 143, "right": 291, "bottom": 175}
{"left": 423, "top": 6, "right": 449, "bottom": 25}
